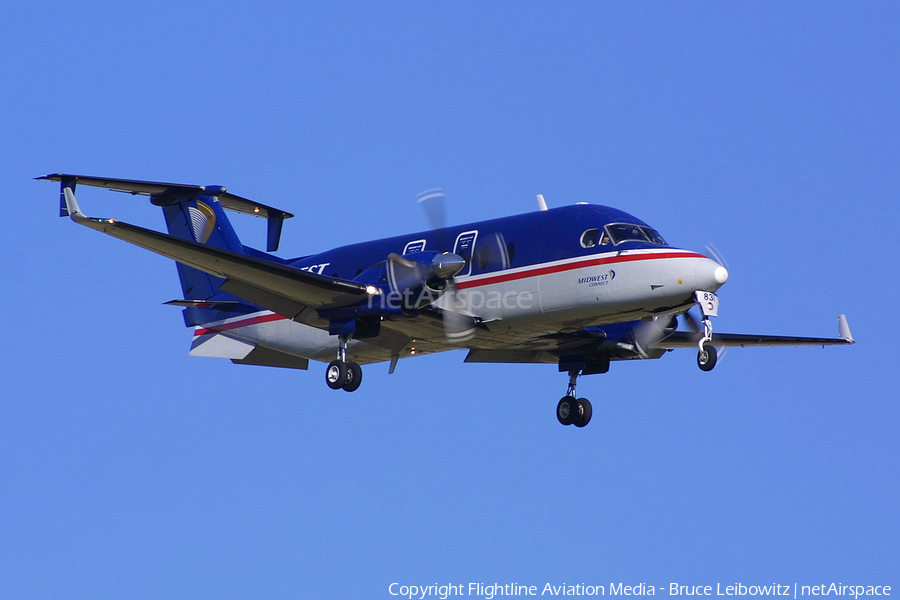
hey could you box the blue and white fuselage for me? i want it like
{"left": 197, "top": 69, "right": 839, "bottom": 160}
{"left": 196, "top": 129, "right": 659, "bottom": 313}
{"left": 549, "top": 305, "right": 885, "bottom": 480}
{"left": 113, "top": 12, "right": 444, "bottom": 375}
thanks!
{"left": 42, "top": 174, "right": 852, "bottom": 427}
{"left": 189, "top": 203, "right": 727, "bottom": 367}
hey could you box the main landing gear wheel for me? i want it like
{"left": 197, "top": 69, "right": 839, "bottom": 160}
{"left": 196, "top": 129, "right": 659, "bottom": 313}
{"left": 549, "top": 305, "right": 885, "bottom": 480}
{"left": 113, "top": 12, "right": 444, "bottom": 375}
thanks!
{"left": 325, "top": 360, "right": 363, "bottom": 391}
{"left": 557, "top": 396, "right": 578, "bottom": 426}
{"left": 557, "top": 396, "right": 593, "bottom": 427}
{"left": 573, "top": 397, "right": 592, "bottom": 428}
{"left": 342, "top": 361, "right": 362, "bottom": 392}
{"left": 326, "top": 360, "right": 348, "bottom": 390}
{"left": 325, "top": 335, "right": 365, "bottom": 392}
{"left": 697, "top": 345, "right": 718, "bottom": 371}
{"left": 556, "top": 369, "right": 593, "bottom": 428}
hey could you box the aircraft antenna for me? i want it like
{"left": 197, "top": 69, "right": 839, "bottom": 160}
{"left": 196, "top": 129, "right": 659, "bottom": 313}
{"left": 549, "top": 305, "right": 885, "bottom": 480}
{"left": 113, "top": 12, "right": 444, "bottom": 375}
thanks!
{"left": 536, "top": 194, "right": 548, "bottom": 211}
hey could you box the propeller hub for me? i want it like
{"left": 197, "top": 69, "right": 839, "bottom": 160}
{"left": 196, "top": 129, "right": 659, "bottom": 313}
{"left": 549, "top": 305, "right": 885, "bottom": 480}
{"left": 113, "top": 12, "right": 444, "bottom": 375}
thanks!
{"left": 714, "top": 265, "right": 729, "bottom": 285}
{"left": 432, "top": 252, "right": 466, "bottom": 279}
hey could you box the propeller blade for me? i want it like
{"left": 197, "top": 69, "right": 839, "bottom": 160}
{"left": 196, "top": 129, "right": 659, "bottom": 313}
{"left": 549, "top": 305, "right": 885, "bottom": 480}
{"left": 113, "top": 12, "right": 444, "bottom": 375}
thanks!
{"left": 387, "top": 252, "right": 416, "bottom": 269}
{"left": 442, "top": 280, "right": 475, "bottom": 342}
{"left": 633, "top": 315, "right": 676, "bottom": 358}
{"left": 705, "top": 243, "right": 729, "bottom": 270}
{"left": 417, "top": 188, "right": 455, "bottom": 255}
{"left": 417, "top": 188, "right": 446, "bottom": 232}
{"left": 682, "top": 309, "right": 701, "bottom": 333}
{"left": 387, "top": 252, "right": 423, "bottom": 295}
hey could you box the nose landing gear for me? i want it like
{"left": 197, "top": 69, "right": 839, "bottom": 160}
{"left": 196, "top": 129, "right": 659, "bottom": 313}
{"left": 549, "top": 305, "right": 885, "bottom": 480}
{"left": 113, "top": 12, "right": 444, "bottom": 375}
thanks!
{"left": 695, "top": 291, "right": 720, "bottom": 372}
{"left": 556, "top": 370, "right": 592, "bottom": 428}
{"left": 325, "top": 335, "right": 363, "bottom": 392}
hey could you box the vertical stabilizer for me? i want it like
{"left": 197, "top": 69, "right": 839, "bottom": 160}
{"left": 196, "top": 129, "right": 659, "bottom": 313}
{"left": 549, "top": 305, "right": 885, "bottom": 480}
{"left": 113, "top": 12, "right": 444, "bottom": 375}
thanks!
{"left": 158, "top": 194, "right": 245, "bottom": 300}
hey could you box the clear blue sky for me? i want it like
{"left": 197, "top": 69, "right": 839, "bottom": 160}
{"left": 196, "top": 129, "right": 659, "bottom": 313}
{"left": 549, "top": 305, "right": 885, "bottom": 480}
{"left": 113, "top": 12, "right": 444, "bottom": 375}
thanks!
{"left": 2, "top": 2, "right": 897, "bottom": 598}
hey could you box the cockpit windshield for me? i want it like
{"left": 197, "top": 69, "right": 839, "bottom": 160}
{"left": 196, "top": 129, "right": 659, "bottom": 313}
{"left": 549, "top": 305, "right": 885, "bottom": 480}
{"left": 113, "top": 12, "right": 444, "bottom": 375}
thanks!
{"left": 605, "top": 223, "right": 668, "bottom": 246}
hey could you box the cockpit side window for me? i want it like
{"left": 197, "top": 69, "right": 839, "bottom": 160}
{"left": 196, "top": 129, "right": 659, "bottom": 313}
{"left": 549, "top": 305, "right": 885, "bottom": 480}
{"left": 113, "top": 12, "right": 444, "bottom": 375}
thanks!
{"left": 606, "top": 223, "right": 649, "bottom": 244}
{"left": 580, "top": 228, "right": 600, "bottom": 248}
{"left": 605, "top": 223, "right": 668, "bottom": 246}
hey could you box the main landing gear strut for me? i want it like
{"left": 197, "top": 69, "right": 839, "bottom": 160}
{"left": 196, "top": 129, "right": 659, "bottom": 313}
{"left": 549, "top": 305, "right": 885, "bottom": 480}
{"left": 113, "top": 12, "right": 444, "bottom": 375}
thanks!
{"left": 556, "top": 370, "right": 592, "bottom": 428}
{"left": 325, "top": 335, "right": 363, "bottom": 392}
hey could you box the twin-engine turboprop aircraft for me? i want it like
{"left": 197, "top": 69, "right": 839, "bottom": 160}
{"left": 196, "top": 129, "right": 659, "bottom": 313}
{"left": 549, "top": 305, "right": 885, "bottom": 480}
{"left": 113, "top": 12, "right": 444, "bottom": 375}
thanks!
{"left": 41, "top": 174, "right": 854, "bottom": 428}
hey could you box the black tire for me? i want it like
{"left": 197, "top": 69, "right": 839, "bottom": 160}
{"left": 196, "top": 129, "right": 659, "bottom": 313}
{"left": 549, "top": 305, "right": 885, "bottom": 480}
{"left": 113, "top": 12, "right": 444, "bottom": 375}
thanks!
{"left": 325, "top": 360, "right": 348, "bottom": 389}
{"left": 557, "top": 396, "right": 577, "bottom": 426}
{"left": 342, "top": 361, "right": 363, "bottom": 392}
{"left": 574, "top": 398, "right": 592, "bottom": 428}
{"left": 698, "top": 345, "right": 718, "bottom": 372}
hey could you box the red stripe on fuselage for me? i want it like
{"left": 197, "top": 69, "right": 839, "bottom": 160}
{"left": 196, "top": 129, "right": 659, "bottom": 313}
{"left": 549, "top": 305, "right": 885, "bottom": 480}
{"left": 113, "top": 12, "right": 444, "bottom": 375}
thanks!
{"left": 455, "top": 250, "right": 706, "bottom": 289}
{"left": 194, "top": 312, "right": 285, "bottom": 337}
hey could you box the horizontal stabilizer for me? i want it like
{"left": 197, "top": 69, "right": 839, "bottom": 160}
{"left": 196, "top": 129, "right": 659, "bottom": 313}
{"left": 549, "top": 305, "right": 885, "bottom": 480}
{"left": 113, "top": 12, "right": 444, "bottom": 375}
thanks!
{"left": 190, "top": 333, "right": 256, "bottom": 359}
{"left": 165, "top": 299, "right": 242, "bottom": 310}
{"left": 231, "top": 346, "right": 310, "bottom": 370}
{"left": 40, "top": 173, "right": 293, "bottom": 251}
{"left": 39, "top": 173, "right": 293, "bottom": 219}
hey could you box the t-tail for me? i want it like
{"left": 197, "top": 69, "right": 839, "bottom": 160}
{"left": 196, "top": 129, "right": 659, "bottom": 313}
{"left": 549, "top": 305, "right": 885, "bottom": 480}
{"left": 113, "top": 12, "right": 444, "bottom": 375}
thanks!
{"left": 39, "top": 173, "right": 295, "bottom": 328}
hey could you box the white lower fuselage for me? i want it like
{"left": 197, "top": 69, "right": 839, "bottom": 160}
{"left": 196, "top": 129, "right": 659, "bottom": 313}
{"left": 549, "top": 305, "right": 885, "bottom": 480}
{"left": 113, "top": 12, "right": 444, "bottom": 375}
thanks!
{"left": 194, "top": 248, "right": 725, "bottom": 366}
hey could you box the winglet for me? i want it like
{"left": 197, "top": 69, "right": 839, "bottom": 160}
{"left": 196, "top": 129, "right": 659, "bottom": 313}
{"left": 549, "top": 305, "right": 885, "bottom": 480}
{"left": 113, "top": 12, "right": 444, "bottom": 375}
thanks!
{"left": 61, "top": 186, "right": 113, "bottom": 231}
{"left": 62, "top": 186, "right": 86, "bottom": 221}
{"left": 838, "top": 314, "right": 854, "bottom": 343}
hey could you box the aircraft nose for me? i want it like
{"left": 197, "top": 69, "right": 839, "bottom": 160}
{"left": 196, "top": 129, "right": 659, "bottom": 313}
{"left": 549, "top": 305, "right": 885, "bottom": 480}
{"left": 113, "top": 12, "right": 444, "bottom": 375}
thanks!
{"left": 694, "top": 257, "right": 729, "bottom": 291}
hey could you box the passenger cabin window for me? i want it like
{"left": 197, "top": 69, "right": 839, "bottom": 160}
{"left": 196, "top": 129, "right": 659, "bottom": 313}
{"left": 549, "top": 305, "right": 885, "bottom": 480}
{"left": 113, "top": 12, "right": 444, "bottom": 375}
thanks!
{"left": 580, "top": 228, "right": 600, "bottom": 248}
{"left": 605, "top": 223, "right": 668, "bottom": 246}
{"left": 478, "top": 246, "right": 490, "bottom": 270}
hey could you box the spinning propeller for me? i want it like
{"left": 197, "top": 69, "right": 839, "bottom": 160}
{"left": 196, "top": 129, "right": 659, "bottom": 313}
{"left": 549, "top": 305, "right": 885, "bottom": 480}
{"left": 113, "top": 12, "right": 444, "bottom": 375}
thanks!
{"left": 416, "top": 189, "right": 477, "bottom": 342}
{"left": 633, "top": 243, "right": 729, "bottom": 357}
{"left": 632, "top": 315, "right": 678, "bottom": 358}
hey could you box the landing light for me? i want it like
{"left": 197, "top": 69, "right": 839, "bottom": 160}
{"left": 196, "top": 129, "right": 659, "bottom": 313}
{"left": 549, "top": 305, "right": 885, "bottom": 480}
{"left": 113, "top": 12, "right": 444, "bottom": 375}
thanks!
{"left": 365, "top": 285, "right": 380, "bottom": 295}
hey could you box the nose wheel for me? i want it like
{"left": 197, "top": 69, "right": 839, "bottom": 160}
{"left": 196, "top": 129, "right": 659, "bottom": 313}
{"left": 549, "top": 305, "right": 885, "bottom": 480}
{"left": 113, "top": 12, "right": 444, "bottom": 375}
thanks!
{"left": 697, "top": 344, "right": 717, "bottom": 371}
{"left": 325, "top": 336, "right": 364, "bottom": 392}
{"left": 556, "top": 370, "right": 592, "bottom": 427}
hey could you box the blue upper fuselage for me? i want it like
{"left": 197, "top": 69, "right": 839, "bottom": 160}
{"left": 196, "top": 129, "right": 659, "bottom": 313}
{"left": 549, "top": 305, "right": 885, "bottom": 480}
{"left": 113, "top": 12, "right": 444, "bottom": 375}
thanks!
{"left": 289, "top": 203, "right": 671, "bottom": 280}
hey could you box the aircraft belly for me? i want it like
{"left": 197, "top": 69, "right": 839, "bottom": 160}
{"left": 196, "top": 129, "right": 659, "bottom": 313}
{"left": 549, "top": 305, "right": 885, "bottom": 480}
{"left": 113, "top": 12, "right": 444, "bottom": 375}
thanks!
{"left": 204, "top": 314, "right": 396, "bottom": 365}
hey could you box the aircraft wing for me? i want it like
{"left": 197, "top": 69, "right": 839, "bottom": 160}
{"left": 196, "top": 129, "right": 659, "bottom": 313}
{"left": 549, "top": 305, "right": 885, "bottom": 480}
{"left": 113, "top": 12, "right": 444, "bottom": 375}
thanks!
{"left": 60, "top": 187, "right": 368, "bottom": 325}
{"left": 462, "top": 315, "right": 854, "bottom": 366}
{"left": 654, "top": 315, "right": 855, "bottom": 348}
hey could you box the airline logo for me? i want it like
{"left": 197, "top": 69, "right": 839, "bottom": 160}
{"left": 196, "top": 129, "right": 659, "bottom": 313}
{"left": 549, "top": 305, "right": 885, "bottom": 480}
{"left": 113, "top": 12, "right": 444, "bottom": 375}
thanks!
{"left": 188, "top": 201, "right": 216, "bottom": 243}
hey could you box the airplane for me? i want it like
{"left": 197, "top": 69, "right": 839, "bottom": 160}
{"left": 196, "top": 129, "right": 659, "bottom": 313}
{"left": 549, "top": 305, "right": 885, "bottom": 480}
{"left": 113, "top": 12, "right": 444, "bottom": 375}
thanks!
{"left": 40, "top": 174, "right": 854, "bottom": 428}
